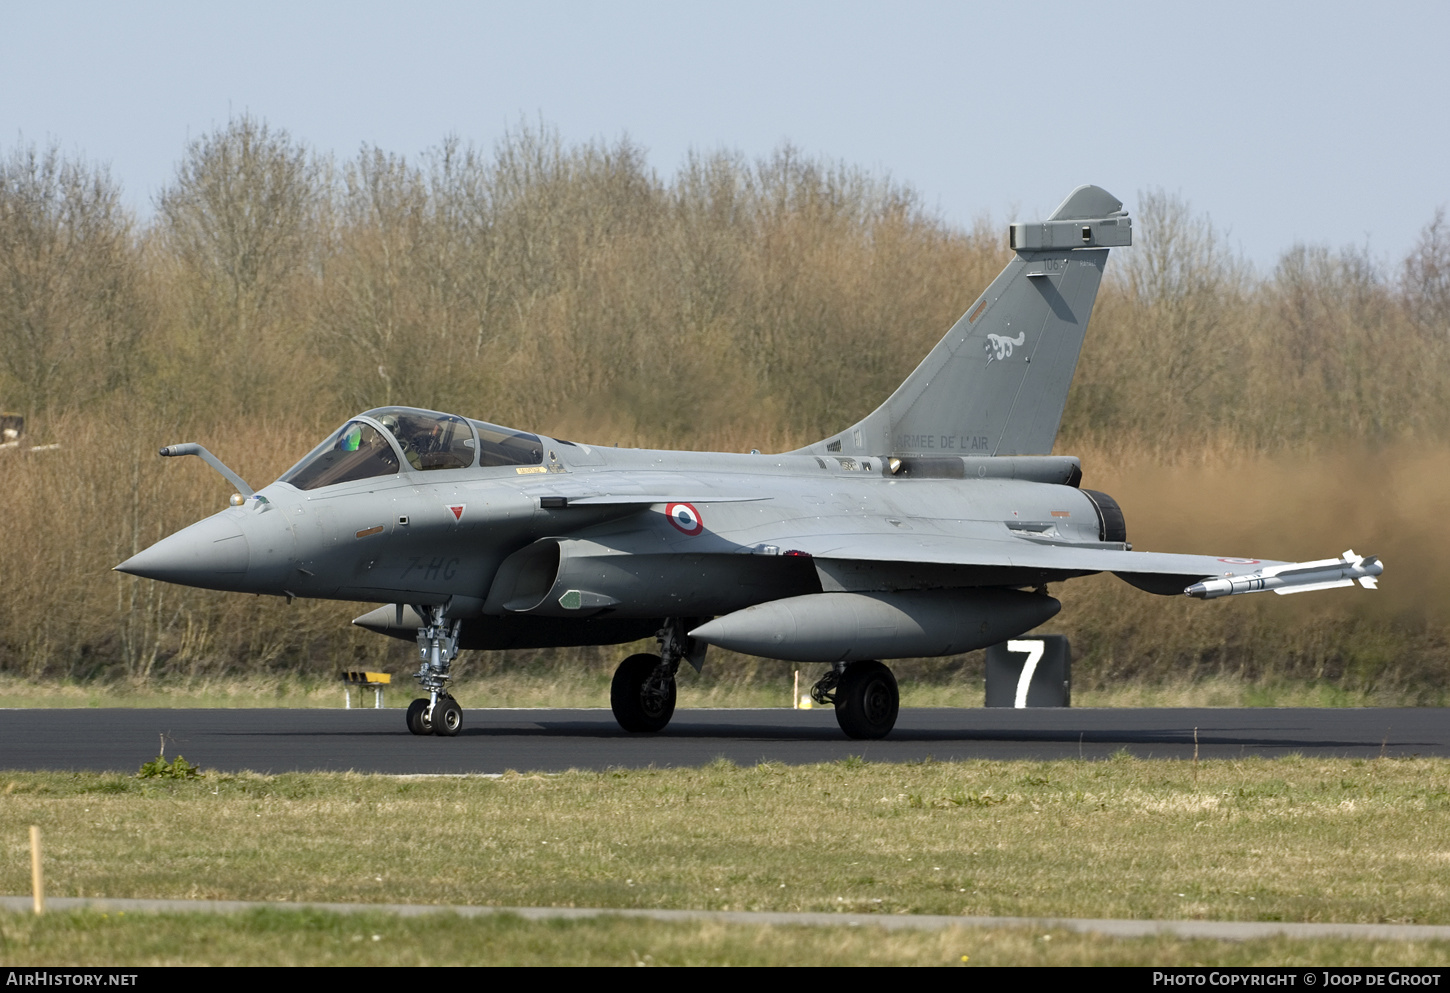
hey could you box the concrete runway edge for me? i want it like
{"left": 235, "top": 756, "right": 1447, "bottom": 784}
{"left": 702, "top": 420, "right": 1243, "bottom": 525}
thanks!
{"left": 3, "top": 896, "right": 1449, "bottom": 943}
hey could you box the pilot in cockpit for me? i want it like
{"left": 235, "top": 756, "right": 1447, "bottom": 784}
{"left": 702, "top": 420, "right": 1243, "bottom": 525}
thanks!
{"left": 380, "top": 412, "right": 462, "bottom": 470}
{"left": 377, "top": 413, "right": 420, "bottom": 469}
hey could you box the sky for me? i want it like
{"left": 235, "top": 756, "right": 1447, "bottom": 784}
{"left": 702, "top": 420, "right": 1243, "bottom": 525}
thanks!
{"left": 3, "top": 1, "right": 1447, "bottom": 272}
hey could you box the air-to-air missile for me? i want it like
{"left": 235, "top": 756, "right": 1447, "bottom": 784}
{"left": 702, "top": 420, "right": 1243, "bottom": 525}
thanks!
{"left": 1184, "top": 550, "right": 1383, "bottom": 599}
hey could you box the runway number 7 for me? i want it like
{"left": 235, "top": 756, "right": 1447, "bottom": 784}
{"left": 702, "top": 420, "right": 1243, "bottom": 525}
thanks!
{"left": 1007, "top": 639, "right": 1045, "bottom": 709}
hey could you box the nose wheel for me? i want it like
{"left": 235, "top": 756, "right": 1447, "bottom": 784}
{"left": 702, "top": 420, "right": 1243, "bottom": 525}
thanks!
{"left": 406, "top": 605, "right": 464, "bottom": 737}
{"left": 406, "top": 695, "right": 463, "bottom": 736}
{"left": 406, "top": 697, "right": 432, "bottom": 735}
{"left": 433, "top": 697, "right": 462, "bottom": 736}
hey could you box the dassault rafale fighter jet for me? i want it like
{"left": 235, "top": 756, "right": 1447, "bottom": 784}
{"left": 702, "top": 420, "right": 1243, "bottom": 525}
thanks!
{"left": 117, "top": 185, "right": 1383, "bottom": 740}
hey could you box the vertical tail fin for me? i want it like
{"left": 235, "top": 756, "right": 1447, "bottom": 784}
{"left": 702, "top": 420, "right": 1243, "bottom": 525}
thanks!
{"left": 796, "top": 185, "right": 1130, "bottom": 458}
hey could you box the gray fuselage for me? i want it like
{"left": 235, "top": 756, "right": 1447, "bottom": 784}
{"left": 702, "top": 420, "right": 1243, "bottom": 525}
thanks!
{"left": 134, "top": 438, "right": 1107, "bottom": 623}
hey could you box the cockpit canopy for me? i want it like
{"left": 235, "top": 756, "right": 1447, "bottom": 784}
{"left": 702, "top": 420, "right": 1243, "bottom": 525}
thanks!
{"left": 376, "top": 408, "right": 476, "bottom": 471}
{"left": 277, "top": 407, "right": 544, "bottom": 491}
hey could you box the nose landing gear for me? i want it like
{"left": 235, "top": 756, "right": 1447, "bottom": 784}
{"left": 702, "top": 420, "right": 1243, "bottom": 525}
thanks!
{"left": 406, "top": 605, "right": 463, "bottom": 736}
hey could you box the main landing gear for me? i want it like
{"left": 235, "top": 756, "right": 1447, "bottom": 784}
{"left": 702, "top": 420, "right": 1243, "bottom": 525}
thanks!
{"left": 406, "top": 605, "right": 464, "bottom": 737}
{"left": 610, "top": 619, "right": 699, "bottom": 733}
{"left": 811, "top": 660, "right": 899, "bottom": 739}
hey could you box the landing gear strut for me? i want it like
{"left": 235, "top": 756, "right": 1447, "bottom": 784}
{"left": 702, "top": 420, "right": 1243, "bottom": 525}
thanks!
{"left": 610, "top": 618, "right": 699, "bottom": 733}
{"left": 406, "top": 605, "right": 463, "bottom": 737}
{"left": 813, "top": 660, "right": 899, "bottom": 740}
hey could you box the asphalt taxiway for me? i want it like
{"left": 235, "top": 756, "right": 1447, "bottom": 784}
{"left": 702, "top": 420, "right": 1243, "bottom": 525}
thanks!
{"left": 2, "top": 707, "right": 1446, "bottom": 774}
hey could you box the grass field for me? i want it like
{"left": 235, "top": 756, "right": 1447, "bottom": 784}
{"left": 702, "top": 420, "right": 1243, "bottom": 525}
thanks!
{"left": 3, "top": 756, "right": 1449, "bottom": 965}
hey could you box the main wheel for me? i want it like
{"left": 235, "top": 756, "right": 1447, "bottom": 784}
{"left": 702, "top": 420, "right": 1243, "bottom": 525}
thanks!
{"left": 433, "top": 697, "right": 463, "bottom": 737}
{"left": 610, "top": 653, "right": 677, "bottom": 733}
{"left": 834, "top": 661, "right": 899, "bottom": 740}
{"left": 406, "top": 697, "right": 432, "bottom": 735}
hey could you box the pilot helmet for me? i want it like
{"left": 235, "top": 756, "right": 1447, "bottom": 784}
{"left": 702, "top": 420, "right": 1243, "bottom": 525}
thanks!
{"left": 378, "top": 413, "right": 399, "bottom": 435}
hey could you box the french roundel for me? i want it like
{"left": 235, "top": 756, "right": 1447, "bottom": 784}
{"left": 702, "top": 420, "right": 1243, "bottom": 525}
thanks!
{"left": 665, "top": 502, "right": 704, "bottom": 536}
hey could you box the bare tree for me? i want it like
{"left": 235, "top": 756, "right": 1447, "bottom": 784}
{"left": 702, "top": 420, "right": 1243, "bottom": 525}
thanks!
{"left": 1403, "top": 207, "right": 1450, "bottom": 336}
{"left": 0, "top": 143, "right": 142, "bottom": 420}
{"left": 157, "top": 115, "right": 318, "bottom": 342}
{"left": 1065, "top": 190, "right": 1249, "bottom": 446}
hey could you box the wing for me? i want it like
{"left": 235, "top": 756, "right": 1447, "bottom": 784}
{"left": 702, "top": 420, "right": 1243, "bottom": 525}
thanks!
{"left": 518, "top": 474, "right": 1382, "bottom": 601}
{"left": 754, "top": 520, "right": 1381, "bottom": 599}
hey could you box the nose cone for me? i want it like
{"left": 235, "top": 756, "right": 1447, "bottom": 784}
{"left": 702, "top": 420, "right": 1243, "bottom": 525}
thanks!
{"left": 116, "top": 513, "right": 250, "bottom": 590}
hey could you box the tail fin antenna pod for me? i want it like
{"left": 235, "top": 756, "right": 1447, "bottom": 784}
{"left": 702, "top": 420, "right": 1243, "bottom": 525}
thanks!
{"left": 795, "top": 185, "right": 1131, "bottom": 459}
